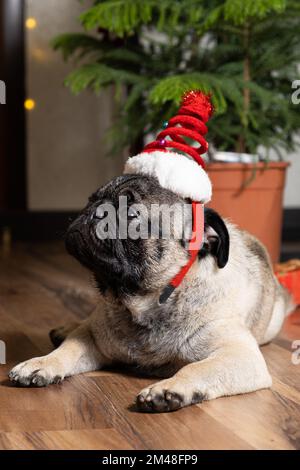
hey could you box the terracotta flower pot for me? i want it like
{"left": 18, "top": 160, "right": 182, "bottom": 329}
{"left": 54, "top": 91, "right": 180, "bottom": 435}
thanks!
{"left": 207, "top": 162, "right": 290, "bottom": 264}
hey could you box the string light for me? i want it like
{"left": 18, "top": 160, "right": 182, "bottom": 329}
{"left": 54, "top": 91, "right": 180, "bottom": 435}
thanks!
{"left": 24, "top": 99, "right": 36, "bottom": 111}
{"left": 26, "top": 18, "right": 37, "bottom": 29}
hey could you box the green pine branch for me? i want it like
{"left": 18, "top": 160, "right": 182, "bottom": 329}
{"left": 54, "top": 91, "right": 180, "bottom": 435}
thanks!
{"left": 52, "top": 0, "right": 300, "bottom": 156}
{"left": 65, "top": 63, "right": 142, "bottom": 94}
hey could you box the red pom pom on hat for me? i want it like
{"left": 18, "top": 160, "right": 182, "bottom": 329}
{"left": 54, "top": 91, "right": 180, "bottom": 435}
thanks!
{"left": 180, "top": 89, "right": 213, "bottom": 121}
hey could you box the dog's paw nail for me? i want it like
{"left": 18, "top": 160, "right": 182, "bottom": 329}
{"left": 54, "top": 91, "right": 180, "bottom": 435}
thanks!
{"left": 53, "top": 375, "right": 62, "bottom": 384}
{"left": 9, "top": 371, "right": 18, "bottom": 382}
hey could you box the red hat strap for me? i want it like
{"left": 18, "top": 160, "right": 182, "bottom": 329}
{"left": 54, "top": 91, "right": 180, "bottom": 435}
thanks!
{"left": 159, "top": 201, "right": 204, "bottom": 304}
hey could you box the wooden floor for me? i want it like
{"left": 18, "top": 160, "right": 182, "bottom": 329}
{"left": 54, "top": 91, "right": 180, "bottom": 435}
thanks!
{"left": 0, "top": 242, "right": 299, "bottom": 450}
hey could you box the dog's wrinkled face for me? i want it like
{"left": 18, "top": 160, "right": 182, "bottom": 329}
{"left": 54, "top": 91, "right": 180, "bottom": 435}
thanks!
{"left": 65, "top": 175, "right": 189, "bottom": 297}
{"left": 65, "top": 174, "right": 229, "bottom": 299}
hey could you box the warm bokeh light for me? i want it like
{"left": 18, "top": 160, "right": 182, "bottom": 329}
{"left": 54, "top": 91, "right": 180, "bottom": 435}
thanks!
{"left": 24, "top": 99, "right": 36, "bottom": 111}
{"left": 33, "top": 48, "right": 46, "bottom": 62}
{"left": 25, "top": 18, "right": 37, "bottom": 29}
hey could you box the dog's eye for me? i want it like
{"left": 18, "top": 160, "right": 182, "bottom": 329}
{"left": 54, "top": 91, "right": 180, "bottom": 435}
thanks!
{"left": 128, "top": 206, "right": 140, "bottom": 219}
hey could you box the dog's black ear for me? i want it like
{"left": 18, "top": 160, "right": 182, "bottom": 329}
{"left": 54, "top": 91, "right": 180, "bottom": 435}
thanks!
{"left": 203, "top": 208, "right": 229, "bottom": 268}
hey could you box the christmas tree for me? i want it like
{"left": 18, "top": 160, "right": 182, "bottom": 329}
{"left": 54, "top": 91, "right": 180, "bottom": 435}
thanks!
{"left": 53, "top": 0, "right": 300, "bottom": 158}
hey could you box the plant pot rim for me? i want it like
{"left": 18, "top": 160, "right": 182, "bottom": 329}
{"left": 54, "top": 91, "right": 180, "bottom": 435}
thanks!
{"left": 206, "top": 161, "right": 290, "bottom": 170}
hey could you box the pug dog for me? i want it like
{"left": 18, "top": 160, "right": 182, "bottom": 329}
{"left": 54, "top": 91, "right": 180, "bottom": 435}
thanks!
{"left": 9, "top": 174, "right": 292, "bottom": 412}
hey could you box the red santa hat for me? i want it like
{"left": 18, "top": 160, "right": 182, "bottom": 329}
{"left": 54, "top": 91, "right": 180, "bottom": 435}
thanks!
{"left": 124, "top": 90, "right": 213, "bottom": 203}
{"left": 123, "top": 90, "right": 214, "bottom": 303}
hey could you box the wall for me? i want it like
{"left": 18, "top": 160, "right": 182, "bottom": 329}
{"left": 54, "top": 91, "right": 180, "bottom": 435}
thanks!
{"left": 26, "top": 0, "right": 124, "bottom": 210}
{"left": 25, "top": 0, "right": 299, "bottom": 210}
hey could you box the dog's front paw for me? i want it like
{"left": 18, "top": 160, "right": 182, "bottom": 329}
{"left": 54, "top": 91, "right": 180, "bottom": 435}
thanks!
{"left": 136, "top": 378, "right": 206, "bottom": 413}
{"left": 9, "top": 356, "right": 65, "bottom": 387}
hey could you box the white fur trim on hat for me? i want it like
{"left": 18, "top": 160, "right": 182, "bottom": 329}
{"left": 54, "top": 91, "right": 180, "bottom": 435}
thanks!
{"left": 124, "top": 150, "right": 212, "bottom": 203}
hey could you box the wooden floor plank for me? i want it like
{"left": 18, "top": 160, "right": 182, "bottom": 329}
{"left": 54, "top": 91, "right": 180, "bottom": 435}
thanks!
{"left": 263, "top": 343, "right": 300, "bottom": 390}
{"left": 90, "top": 375, "right": 253, "bottom": 450}
{"left": 202, "top": 389, "right": 300, "bottom": 450}
{"left": 0, "top": 376, "right": 109, "bottom": 430}
{"left": 0, "top": 429, "right": 132, "bottom": 450}
{"left": 0, "top": 247, "right": 97, "bottom": 320}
